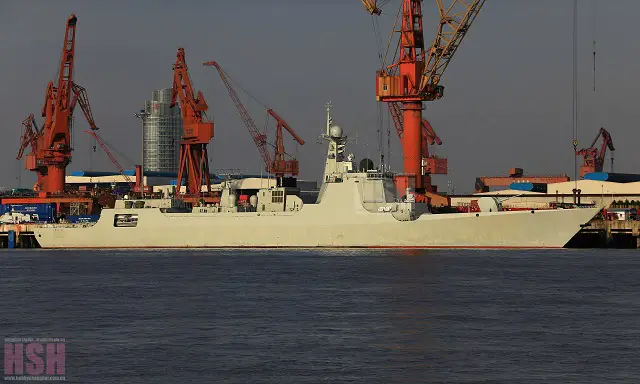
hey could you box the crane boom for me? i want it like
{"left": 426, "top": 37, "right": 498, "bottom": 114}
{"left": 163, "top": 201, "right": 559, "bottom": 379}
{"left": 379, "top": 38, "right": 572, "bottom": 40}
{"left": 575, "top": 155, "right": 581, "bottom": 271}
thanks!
{"left": 266, "top": 109, "right": 305, "bottom": 146}
{"left": 419, "top": 0, "right": 486, "bottom": 98}
{"left": 362, "top": 0, "right": 382, "bottom": 15}
{"left": 204, "top": 61, "right": 306, "bottom": 177}
{"left": 203, "top": 61, "right": 272, "bottom": 170}
{"left": 267, "top": 109, "right": 305, "bottom": 177}
{"left": 17, "top": 114, "right": 41, "bottom": 161}
{"left": 70, "top": 83, "right": 98, "bottom": 130}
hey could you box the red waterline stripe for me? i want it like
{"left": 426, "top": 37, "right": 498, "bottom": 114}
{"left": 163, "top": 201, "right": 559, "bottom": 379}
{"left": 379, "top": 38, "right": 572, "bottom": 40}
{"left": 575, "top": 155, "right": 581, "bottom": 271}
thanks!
{"left": 38, "top": 245, "right": 565, "bottom": 250}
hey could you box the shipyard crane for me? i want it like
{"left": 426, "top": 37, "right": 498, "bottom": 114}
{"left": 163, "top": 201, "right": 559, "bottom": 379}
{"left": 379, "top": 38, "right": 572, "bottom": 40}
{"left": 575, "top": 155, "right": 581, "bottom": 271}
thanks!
{"left": 203, "top": 61, "right": 305, "bottom": 182}
{"left": 365, "top": 0, "right": 485, "bottom": 205}
{"left": 17, "top": 14, "right": 100, "bottom": 195}
{"left": 170, "top": 48, "right": 215, "bottom": 198}
{"left": 576, "top": 127, "right": 615, "bottom": 178}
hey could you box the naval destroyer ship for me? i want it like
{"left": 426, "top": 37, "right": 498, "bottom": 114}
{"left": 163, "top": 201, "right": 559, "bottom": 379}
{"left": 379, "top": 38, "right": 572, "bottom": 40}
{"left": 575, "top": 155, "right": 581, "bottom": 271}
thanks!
{"left": 33, "top": 104, "right": 600, "bottom": 249}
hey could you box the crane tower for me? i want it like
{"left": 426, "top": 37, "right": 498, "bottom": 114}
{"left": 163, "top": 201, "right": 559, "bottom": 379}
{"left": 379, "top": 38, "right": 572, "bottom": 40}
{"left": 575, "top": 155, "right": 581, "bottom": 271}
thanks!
{"left": 17, "top": 14, "right": 98, "bottom": 196}
{"left": 170, "top": 48, "right": 215, "bottom": 198}
{"left": 371, "top": 0, "right": 485, "bottom": 204}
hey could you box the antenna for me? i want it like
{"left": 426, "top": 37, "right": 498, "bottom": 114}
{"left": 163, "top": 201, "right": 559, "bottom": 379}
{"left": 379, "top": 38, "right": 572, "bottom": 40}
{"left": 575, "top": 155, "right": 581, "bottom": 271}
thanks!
{"left": 592, "top": 0, "right": 597, "bottom": 92}
{"left": 572, "top": 0, "right": 579, "bottom": 204}
{"left": 325, "top": 101, "right": 333, "bottom": 136}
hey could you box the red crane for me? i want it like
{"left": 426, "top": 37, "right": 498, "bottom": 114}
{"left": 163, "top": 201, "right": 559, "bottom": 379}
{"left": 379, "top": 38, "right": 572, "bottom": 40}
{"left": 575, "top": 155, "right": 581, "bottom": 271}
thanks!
{"left": 368, "top": 1, "right": 485, "bottom": 205}
{"left": 170, "top": 48, "right": 214, "bottom": 197}
{"left": 389, "top": 100, "right": 448, "bottom": 178}
{"left": 576, "top": 127, "right": 615, "bottom": 178}
{"left": 267, "top": 109, "right": 306, "bottom": 177}
{"left": 17, "top": 14, "right": 98, "bottom": 195}
{"left": 203, "top": 61, "right": 305, "bottom": 179}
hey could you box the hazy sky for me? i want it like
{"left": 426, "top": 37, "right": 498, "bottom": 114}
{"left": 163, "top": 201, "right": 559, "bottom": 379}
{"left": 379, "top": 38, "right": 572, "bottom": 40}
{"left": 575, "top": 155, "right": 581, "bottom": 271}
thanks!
{"left": 1, "top": 0, "right": 637, "bottom": 194}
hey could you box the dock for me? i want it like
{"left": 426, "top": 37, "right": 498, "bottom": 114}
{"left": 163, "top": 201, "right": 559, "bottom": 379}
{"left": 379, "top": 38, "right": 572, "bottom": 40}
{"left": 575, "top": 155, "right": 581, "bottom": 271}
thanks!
{"left": 570, "top": 219, "right": 640, "bottom": 249}
{"left": 0, "top": 223, "right": 41, "bottom": 248}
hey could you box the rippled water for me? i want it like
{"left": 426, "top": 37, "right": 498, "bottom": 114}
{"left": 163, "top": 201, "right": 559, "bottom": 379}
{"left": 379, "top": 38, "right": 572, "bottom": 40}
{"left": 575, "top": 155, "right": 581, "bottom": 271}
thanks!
{"left": 2, "top": 249, "right": 640, "bottom": 383}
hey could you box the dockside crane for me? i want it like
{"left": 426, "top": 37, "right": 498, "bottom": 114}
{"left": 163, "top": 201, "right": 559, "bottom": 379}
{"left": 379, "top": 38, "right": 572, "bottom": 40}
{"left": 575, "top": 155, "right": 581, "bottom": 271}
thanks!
{"left": 17, "top": 14, "right": 99, "bottom": 196}
{"left": 204, "top": 61, "right": 305, "bottom": 184}
{"left": 170, "top": 48, "right": 215, "bottom": 198}
{"left": 365, "top": 1, "right": 485, "bottom": 205}
{"left": 576, "top": 127, "right": 615, "bottom": 177}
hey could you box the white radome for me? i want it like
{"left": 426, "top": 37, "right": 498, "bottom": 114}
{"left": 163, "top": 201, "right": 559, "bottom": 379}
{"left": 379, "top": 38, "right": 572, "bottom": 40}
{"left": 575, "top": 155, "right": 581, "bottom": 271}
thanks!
{"left": 329, "top": 124, "right": 343, "bottom": 138}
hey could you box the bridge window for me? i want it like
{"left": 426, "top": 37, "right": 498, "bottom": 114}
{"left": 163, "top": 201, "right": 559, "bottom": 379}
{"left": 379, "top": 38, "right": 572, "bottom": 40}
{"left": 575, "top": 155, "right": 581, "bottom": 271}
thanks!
{"left": 114, "top": 214, "right": 138, "bottom": 227}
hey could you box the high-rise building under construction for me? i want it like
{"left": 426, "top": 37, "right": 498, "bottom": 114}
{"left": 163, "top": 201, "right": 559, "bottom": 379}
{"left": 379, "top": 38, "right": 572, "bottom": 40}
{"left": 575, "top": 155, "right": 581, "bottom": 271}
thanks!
{"left": 141, "top": 88, "right": 182, "bottom": 173}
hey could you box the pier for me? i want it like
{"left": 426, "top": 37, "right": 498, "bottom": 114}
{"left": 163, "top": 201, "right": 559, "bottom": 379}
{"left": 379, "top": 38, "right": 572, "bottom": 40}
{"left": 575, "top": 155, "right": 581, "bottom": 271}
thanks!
{"left": 570, "top": 219, "right": 640, "bottom": 249}
{"left": 0, "top": 224, "right": 41, "bottom": 248}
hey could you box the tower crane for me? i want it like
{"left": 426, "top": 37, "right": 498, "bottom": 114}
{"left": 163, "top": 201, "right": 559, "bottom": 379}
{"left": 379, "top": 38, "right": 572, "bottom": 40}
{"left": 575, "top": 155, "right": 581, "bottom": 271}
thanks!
{"left": 170, "top": 48, "right": 215, "bottom": 198}
{"left": 17, "top": 14, "right": 99, "bottom": 195}
{"left": 576, "top": 127, "right": 615, "bottom": 178}
{"left": 365, "top": 1, "right": 485, "bottom": 205}
{"left": 203, "top": 61, "right": 305, "bottom": 184}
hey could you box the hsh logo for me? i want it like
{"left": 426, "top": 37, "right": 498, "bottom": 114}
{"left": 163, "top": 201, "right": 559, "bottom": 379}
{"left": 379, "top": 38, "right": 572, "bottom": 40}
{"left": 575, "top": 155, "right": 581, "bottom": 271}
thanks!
{"left": 4, "top": 341, "right": 65, "bottom": 378}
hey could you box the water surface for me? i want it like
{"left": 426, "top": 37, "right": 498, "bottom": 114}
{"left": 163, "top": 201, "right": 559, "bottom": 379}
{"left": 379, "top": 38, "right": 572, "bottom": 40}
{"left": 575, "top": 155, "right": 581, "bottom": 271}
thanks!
{"left": 1, "top": 249, "right": 639, "bottom": 383}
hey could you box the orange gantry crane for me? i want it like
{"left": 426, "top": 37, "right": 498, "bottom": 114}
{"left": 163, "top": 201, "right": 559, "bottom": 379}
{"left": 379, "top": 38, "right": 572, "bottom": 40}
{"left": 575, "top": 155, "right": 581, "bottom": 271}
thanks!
{"left": 576, "top": 127, "right": 615, "bottom": 178}
{"left": 203, "top": 61, "right": 305, "bottom": 184}
{"left": 365, "top": 1, "right": 485, "bottom": 205}
{"left": 170, "top": 48, "right": 215, "bottom": 200}
{"left": 16, "top": 14, "right": 99, "bottom": 196}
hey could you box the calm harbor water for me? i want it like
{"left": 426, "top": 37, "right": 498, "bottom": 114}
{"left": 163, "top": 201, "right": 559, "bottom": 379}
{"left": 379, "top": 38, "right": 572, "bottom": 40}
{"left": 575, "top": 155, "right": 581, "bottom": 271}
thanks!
{"left": 1, "top": 249, "right": 640, "bottom": 383}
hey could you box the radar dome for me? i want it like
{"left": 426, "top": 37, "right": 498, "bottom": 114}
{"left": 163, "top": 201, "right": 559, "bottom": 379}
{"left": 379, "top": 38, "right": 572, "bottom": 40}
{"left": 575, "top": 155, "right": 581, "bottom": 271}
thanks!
{"left": 329, "top": 124, "right": 343, "bottom": 138}
{"left": 249, "top": 195, "right": 258, "bottom": 207}
{"left": 228, "top": 194, "right": 237, "bottom": 207}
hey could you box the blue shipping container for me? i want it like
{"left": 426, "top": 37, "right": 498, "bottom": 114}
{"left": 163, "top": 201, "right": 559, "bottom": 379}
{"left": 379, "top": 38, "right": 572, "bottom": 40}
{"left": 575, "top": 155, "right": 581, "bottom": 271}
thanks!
{"left": 584, "top": 172, "right": 640, "bottom": 183}
{"left": 509, "top": 182, "right": 548, "bottom": 193}
{"left": 0, "top": 203, "right": 56, "bottom": 222}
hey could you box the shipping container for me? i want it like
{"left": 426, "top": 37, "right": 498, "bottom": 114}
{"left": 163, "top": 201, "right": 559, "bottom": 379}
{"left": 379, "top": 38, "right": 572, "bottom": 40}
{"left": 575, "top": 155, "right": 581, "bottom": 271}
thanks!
{"left": 509, "top": 182, "right": 548, "bottom": 193}
{"left": 0, "top": 203, "right": 56, "bottom": 222}
{"left": 584, "top": 172, "right": 640, "bottom": 183}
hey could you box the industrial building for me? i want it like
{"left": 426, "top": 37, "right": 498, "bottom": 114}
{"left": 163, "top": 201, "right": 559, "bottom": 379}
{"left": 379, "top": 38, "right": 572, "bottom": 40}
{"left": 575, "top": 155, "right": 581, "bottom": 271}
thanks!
{"left": 452, "top": 178, "right": 640, "bottom": 211}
